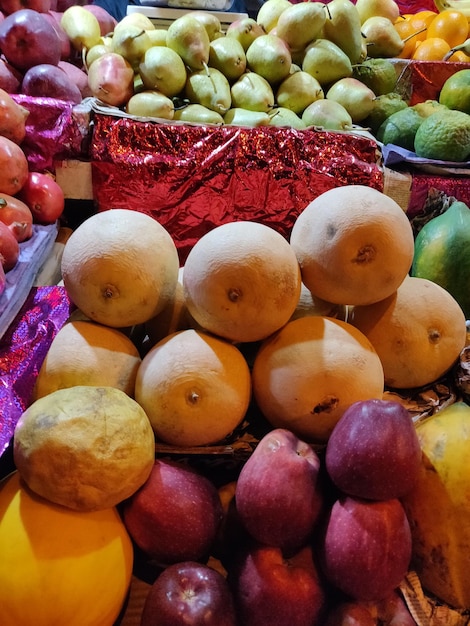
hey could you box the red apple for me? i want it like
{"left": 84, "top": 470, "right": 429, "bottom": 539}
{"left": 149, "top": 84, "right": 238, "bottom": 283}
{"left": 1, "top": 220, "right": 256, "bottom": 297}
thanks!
{"left": 17, "top": 171, "right": 65, "bottom": 225}
{"left": 320, "top": 496, "right": 412, "bottom": 602}
{"left": 122, "top": 459, "right": 223, "bottom": 566}
{"left": 58, "top": 60, "right": 92, "bottom": 98}
{"left": 0, "top": 0, "right": 50, "bottom": 15}
{"left": 82, "top": 4, "right": 116, "bottom": 36}
{"left": 0, "top": 9, "right": 61, "bottom": 71}
{"left": 325, "top": 601, "right": 376, "bottom": 626}
{"left": 43, "top": 11, "right": 71, "bottom": 60}
{"left": 141, "top": 561, "right": 237, "bottom": 626}
{"left": 21, "top": 63, "right": 82, "bottom": 103}
{"left": 235, "top": 428, "right": 324, "bottom": 553}
{"left": 325, "top": 399, "right": 422, "bottom": 501}
{"left": 228, "top": 542, "right": 327, "bottom": 626}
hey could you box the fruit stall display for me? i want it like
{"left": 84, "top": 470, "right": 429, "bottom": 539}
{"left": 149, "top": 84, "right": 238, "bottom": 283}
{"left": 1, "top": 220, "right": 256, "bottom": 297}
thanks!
{"left": 0, "top": 0, "right": 470, "bottom": 624}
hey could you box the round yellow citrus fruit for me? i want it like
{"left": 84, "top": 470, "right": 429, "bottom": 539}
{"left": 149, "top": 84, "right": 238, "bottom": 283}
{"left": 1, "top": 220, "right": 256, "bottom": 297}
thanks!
{"left": 289, "top": 185, "right": 414, "bottom": 306}
{"left": 251, "top": 315, "right": 384, "bottom": 443}
{"left": 33, "top": 320, "right": 142, "bottom": 401}
{"left": 182, "top": 220, "right": 301, "bottom": 343}
{"left": 0, "top": 471, "right": 133, "bottom": 626}
{"left": 61, "top": 209, "right": 180, "bottom": 328}
{"left": 13, "top": 385, "right": 155, "bottom": 511}
{"left": 135, "top": 328, "right": 252, "bottom": 446}
{"left": 349, "top": 275, "right": 467, "bottom": 389}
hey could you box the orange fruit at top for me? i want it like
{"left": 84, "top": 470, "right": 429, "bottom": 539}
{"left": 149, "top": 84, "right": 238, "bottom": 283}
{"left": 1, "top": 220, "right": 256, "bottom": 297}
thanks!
{"left": 394, "top": 15, "right": 429, "bottom": 58}
{"left": 412, "top": 37, "right": 451, "bottom": 60}
{"left": 426, "top": 9, "right": 469, "bottom": 47}
{"left": 447, "top": 49, "right": 470, "bottom": 62}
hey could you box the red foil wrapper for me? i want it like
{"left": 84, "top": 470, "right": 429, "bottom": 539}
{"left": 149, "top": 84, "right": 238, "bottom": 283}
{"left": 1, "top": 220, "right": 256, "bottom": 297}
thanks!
{"left": 91, "top": 116, "right": 383, "bottom": 264}
{"left": 395, "top": 61, "right": 470, "bottom": 106}
{"left": 409, "top": 172, "right": 470, "bottom": 218}
{"left": 0, "top": 286, "right": 74, "bottom": 456}
{"left": 11, "top": 95, "right": 91, "bottom": 172}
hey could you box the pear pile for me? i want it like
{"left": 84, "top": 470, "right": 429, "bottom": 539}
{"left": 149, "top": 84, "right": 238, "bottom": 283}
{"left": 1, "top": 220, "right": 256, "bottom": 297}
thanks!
{"left": 82, "top": 0, "right": 409, "bottom": 130}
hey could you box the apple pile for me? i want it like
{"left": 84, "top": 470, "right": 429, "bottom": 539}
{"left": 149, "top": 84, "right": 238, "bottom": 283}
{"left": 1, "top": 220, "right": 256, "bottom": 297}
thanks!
{"left": 0, "top": 0, "right": 116, "bottom": 99}
{"left": 0, "top": 87, "right": 65, "bottom": 294}
{"left": 124, "top": 398, "right": 422, "bottom": 625}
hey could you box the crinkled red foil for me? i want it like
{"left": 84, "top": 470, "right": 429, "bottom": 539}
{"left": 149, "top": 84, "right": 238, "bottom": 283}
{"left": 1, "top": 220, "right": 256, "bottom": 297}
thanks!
{"left": 408, "top": 172, "right": 470, "bottom": 219}
{"left": 90, "top": 116, "right": 383, "bottom": 264}
{"left": 11, "top": 95, "right": 91, "bottom": 173}
{"left": 0, "top": 286, "right": 74, "bottom": 456}
{"left": 396, "top": 61, "right": 470, "bottom": 107}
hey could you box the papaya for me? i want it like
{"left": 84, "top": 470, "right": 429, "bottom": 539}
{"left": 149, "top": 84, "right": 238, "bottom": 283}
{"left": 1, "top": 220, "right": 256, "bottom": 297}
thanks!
{"left": 411, "top": 200, "right": 470, "bottom": 319}
{"left": 401, "top": 402, "right": 470, "bottom": 610}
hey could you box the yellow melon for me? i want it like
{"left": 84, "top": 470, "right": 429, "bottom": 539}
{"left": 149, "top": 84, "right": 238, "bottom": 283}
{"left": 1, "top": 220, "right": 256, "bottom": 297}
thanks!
{"left": 182, "top": 220, "right": 302, "bottom": 343}
{"left": 289, "top": 185, "right": 415, "bottom": 306}
{"left": 349, "top": 275, "right": 467, "bottom": 389}
{"left": 251, "top": 315, "right": 385, "bottom": 443}
{"left": 60, "top": 209, "right": 180, "bottom": 328}
{"left": 135, "top": 328, "right": 252, "bottom": 447}
{"left": 13, "top": 386, "right": 155, "bottom": 511}
{"left": 33, "top": 319, "right": 142, "bottom": 401}
{"left": 0, "top": 471, "right": 133, "bottom": 626}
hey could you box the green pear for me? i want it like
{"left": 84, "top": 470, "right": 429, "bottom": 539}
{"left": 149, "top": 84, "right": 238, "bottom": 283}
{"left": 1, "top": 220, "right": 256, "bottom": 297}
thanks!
{"left": 138, "top": 46, "right": 187, "bottom": 97}
{"left": 276, "top": 71, "right": 324, "bottom": 115}
{"left": 322, "top": 0, "right": 363, "bottom": 64}
{"left": 355, "top": 0, "right": 400, "bottom": 24}
{"left": 173, "top": 103, "right": 224, "bottom": 125}
{"left": 269, "top": 107, "right": 307, "bottom": 129}
{"left": 231, "top": 72, "right": 275, "bottom": 112}
{"left": 361, "top": 16, "right": 405, "bottom": 58}
{"left": 209, "top": 37, "right": 247, "bottom": 82}
{"left": 185, "top": 67, "right": 232, "bottom": 115}
{"left": 111, "top": 22, "right": 152, "bottom": 68}
{"left": 302, "top": 39, "right": 352, "bottom": 86}
{"left": 223, "top": 108, "right": 271, "bottom": 127}
{"left": 326, "top": 77, "right": 376, "bottom": 123}
{"left": 256, "top": 0, "right": 291, "bottom": 33}
{"left": 146, "top": 29, "right": 168, "bottom": 47}
{"left": 301, "top": 99, "right": 353, "bottom": 130}
{"left": 126, "top": 90, "right": 174, "bottom": 120}
{"left": 61, "top": 5, "right": 101, "bottom": 51}
{"left": 245, "top": 34, "right": 292, "bottom": 85}
{"left": 275, "top": 2, "right": 327, "bottom": 53}
{"left": 191, "top": 11, "right": 224, "bottom": 41}
{"left": 166, "top": 14, "right": 211, "bottom": 72}
{"left": 117, "top": 13, "right": 155, "bottom": 31}
{"left": 226, "top": 18, "right": 265, "bottom": 51}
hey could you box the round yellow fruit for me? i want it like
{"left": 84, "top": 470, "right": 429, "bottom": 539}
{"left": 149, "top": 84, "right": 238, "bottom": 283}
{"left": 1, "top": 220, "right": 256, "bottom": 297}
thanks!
{"left": 0, "top": 471, "right": 133, "bottom": 626}
{"left": 290, "top": 185, "right": 414, "bottom": 306}
{"left": 13, "top": 385, "right": 155, "bottom": 511}
{"left": 252, "top": 315, "right": 385, "bottom": 443}
{"left": 135, "top": 328, "right": 252, "bottom": 446}
{"left": 61, "top": 209, "right": 179, "bottom": 328}
{"left": 349, "top": 275, "right": 467, "bottom": 389}
{"left": 182, "top": 220, "right": 301, "bottom": 343}
{"left": 33, "top": 319, "right": 142, "bottom": 401}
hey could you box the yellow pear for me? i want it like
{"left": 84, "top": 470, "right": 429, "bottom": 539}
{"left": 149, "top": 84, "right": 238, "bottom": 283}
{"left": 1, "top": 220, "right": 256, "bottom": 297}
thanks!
{"left": 139, "top": 46, "right": 187, "bottom": 97}
{"left": 361, "top": 16, "right": 405, "bottom": 58}
{"left": 61, "top": 5, "right": 101, "bottom": 51}
{"left": 111, "top": 22, "right": 152, "bottom": 68}
{"left": 276, "top": 71, "right": 324, "bottom": 115}
{"left": 323, "top": 0, "right": 364, "bottom": 64}
{"left": 185, "top": 67, "right": 232, "bottom": 115}
{"left": 302, "top": 38, "right": 352, "bottom": 86}
{"left": 166, "top": 14, "right": 211, "bottom": 72}
{"left": 355, "top": 0, "right": 400, "bottom": 24}
{"left": 257, "top": 0, "right": 292, "bottom": 33}
{"left": 126, "top": 90, "right": 174, "bottom": 120}
{"left": 275, "top": 2, "right": 327, "bottom": 52}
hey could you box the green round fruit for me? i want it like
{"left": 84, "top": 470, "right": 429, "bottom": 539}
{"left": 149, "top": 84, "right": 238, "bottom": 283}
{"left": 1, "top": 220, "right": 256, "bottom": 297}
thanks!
{"left": 376, "top": 106, "right": 424, "bottom": 150}
{"left": 439, "top": 69, "right": 470, "bottom": 114}
{"left": 414, "top": 109, "right": 470, "bottom": 162}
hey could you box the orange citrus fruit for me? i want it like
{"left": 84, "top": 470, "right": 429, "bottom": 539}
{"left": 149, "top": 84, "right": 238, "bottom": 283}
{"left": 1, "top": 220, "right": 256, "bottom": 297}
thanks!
{"left": 447, "top": 49, "right": 470, "bottom": 62}
{"left": 394, "top": 17, "right": 427, "bottom": 58}
{"left": 426, "top": 9, "right": 469, "bottom": 47}
{"left": 412, "top": 37, "right": 451, "bottom": 60}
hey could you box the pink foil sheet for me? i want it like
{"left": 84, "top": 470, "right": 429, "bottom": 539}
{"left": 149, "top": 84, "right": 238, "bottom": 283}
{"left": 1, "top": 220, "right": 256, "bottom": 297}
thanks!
{"left": 396, "top": 61, "right": 470, "bottom": 106}
{"left": 0, "top": 286, "right": 74, "bottom": 456}
{"left": 408, "top": 172, "right": 470, "bottom": 219}
{"left": 90, "top": 116, "right": 383, "bottom": 264}
{"left": 11, "top": 95, "right": 91, "bottom": 173}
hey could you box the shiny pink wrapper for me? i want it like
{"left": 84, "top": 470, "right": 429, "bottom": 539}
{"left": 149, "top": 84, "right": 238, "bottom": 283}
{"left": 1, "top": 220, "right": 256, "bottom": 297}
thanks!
{"left": 11, "top": 95, "right": 91, "bottom": 172}
{"left": 0, "top": 286, "right": 74, "bottom": 456}
{"left": 91, "top": 116, "right": 383, "bottom": 264}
